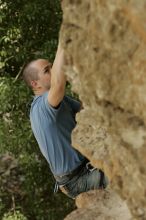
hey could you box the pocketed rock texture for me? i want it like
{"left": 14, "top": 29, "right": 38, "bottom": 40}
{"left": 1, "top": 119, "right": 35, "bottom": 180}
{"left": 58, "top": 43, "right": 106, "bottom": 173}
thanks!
{"left": 65, "top": 190, "right": 132, "bottom": 220}
{"left": 61, "top": 0, "right": 146, "bottom": 219}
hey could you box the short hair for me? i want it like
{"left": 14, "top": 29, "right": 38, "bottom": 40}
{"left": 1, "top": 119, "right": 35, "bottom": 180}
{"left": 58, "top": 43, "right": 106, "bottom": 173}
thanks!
{"left": 22, "top": 60, "right": 39, "bottom": 87}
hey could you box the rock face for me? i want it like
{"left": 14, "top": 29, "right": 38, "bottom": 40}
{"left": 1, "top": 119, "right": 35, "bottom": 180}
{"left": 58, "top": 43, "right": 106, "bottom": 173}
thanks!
{"left": 65, "top": 190, "right": 132, "bottom": 220}
{"left": 61, "top": 0, "right": 146, "bottom": 219}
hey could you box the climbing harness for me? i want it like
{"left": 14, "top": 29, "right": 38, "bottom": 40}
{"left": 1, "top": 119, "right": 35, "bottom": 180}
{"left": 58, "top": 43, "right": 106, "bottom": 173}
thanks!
{"left": 86, "top": 162, "right": 96, "bottom": 172}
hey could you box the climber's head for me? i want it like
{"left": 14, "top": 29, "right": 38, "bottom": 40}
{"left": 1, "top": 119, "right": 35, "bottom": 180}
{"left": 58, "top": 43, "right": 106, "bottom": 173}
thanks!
{"left": 23, "top": 59, "right": 52, "bottom": 94}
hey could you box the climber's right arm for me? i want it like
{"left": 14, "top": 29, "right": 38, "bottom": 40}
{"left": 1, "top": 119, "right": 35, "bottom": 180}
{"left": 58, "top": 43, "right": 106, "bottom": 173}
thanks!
{"left": 48, "top": 42, "right": 66, "bottom": 108}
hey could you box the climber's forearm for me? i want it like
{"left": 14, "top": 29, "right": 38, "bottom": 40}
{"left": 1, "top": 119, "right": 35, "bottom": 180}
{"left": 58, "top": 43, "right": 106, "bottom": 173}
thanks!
{"left": 48, "top": 41, "right": 66, "bottom": 107}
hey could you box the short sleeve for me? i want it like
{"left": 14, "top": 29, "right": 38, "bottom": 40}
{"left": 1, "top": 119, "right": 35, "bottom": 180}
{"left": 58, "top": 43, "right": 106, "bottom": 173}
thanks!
{"left": 42, "top": 92, "right": 62, "bottom": 120}
{"left": 65, "top": 96, "right": 81, "bottom": 114}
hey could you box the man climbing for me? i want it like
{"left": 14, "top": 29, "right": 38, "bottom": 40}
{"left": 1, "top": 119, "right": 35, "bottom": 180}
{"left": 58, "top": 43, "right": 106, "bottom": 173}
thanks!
{"left": 22, "top": 40, "right": 109, "bottom": 199}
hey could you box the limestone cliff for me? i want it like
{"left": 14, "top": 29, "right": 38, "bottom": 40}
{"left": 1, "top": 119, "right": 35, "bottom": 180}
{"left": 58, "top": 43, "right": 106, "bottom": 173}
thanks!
{"left": 61, "top": 0, "right": 146, "bottom": 219}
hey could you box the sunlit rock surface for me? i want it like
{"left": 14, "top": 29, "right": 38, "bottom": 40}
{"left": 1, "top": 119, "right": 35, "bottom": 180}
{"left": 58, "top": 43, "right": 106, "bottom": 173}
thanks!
{"left": 61, "top": 0, "right": 146, "bottom": 219}
{"left": 65, "top": 189, "right": 132, "bottom": 220}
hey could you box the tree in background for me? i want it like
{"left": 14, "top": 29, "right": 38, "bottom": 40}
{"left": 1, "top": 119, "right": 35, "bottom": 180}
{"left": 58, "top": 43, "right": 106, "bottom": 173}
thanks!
{"left": 1, "top": 0, "right": 62, "bottom": 76}
{"left": 0, "top": 0, "right": 75, "bottom": 219}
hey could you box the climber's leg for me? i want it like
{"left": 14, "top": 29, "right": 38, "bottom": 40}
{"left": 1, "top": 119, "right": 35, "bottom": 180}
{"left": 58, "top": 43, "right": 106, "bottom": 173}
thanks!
{"left": 59, "top": 164, "right": 109, "bottom": 199}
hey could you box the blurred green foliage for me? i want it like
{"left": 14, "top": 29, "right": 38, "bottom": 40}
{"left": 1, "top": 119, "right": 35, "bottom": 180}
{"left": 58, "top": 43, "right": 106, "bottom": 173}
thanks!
{"left": 0, "top": 0, "right": 75, "bottom": 219}
{"left": 2, "top": 211, "right": 27, "bottom": 220}
{"left": 1, "top": 0, "right": 62, "bottom": 76}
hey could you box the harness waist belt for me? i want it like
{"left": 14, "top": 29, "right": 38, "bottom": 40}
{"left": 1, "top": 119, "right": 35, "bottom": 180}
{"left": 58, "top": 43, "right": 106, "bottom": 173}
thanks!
{"left": 54, "top": 158, "right": 89, "bottom": 184}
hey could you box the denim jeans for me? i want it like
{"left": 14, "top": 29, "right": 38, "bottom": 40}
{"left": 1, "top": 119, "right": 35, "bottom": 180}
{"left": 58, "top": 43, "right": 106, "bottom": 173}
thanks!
{"left": 59, "top": 165, "right": 109, "bottom": 199}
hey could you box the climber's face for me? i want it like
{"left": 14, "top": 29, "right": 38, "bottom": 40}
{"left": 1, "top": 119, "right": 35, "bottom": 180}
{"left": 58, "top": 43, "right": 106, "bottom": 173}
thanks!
{"left": 30, "top": 59, "right": 52, "bottom": 91}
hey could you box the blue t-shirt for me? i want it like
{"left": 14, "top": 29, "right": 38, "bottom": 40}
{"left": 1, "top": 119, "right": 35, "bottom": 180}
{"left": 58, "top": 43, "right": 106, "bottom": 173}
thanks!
{"left": 30, "top": 92, "right": 85, "bottom": 176}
